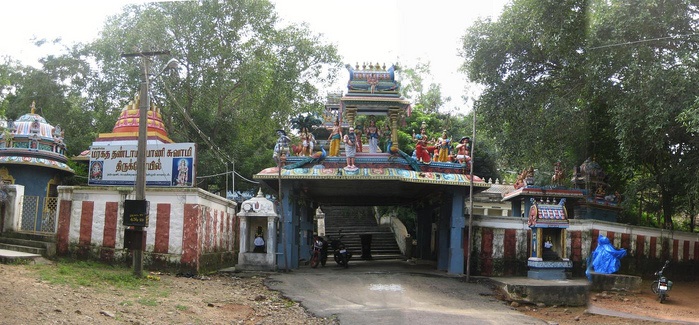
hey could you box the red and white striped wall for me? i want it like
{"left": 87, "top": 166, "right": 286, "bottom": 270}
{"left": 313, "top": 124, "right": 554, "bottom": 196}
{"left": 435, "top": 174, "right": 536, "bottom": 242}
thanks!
{"left": 472, "top": 216, "right": 699, "bottom": 276}
{"left": 55, "top": 186, "right": 237, "bottom": 272}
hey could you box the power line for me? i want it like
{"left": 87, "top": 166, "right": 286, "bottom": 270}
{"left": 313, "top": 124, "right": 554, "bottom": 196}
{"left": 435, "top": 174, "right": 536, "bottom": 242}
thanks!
{"left": 158, "top": 76, "right": 259, "bottom": 185}
{"left": 587, "top": 33, "right": 699, "bottom": 50}
{"left": 195, "top": 170, "right": 258, "bottom": 184}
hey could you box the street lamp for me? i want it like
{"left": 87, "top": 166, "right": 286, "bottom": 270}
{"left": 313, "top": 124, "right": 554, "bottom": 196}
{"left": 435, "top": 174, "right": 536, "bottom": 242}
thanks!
{"left": 121, "top": 50, "right": 175, "bottom": 277}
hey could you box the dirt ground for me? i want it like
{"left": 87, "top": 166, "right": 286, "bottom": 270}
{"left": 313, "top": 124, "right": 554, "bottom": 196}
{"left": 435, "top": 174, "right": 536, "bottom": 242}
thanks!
{"left": 0, "top": 261, "right": 697, "bottom": 325}
{"left": 515, "top": 280, "right": 699, "bottom": 324}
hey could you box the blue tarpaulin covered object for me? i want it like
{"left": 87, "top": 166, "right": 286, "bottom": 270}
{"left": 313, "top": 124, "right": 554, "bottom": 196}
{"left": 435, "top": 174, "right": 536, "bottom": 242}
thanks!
{"left": 586, "top": 235, "right": 627, "bottom": 280}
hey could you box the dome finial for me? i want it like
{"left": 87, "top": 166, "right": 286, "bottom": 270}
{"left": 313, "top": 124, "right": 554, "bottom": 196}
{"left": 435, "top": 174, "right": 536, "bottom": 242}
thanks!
{"left": 30, "top": 101, "right": 36, "bottom": 114}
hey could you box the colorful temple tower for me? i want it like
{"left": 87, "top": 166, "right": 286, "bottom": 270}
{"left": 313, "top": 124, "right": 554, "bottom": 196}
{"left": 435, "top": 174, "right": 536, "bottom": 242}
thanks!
{"left": 92, "top": 93, "right": 173, "bottom": 145}
{"left": 0, "top": 102, "right": 74, "bottom": 232}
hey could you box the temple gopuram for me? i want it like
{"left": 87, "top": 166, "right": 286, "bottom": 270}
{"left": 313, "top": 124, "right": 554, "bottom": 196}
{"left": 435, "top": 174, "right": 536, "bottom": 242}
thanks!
{"left": 254, "top": 62, "right": 489, "bottom": 274}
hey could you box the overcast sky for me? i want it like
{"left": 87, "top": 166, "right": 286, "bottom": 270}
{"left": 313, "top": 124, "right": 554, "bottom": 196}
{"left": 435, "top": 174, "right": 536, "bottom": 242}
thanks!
{"left": 0, "top": 0, "right": 508, "bottom": 113}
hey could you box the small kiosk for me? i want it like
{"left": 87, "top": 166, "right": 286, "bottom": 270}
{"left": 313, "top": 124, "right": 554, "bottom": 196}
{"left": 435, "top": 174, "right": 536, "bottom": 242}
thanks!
{"left": 526, "top": 197, "right": 572, "bottom": 280}
{"left": 236, "top": 189, "right": 278, "bottom": 271}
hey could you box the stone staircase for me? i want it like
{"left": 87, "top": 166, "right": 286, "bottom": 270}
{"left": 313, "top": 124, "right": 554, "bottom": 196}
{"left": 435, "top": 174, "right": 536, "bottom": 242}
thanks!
{"left": 0, "top": 231, "right": 55, "bottom": 263}
{"left": 322, "top": 206, "right": 404, "bottom": 260}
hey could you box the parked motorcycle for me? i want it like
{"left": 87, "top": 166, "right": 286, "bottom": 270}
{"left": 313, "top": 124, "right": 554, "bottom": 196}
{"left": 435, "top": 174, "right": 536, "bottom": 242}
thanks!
{"left": 650, "top": 260, "right": 673, "bottom": 303}
{"left": 329, "top": 233, "right": 351, "bottom": 268}
{"left": 310, "top": 236, "right": 326, "bottom": 268}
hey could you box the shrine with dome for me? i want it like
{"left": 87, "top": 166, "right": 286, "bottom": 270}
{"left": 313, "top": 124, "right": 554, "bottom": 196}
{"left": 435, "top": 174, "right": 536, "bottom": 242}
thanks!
{"left": 0, "top": 102, "right": 74, "bottom": 233}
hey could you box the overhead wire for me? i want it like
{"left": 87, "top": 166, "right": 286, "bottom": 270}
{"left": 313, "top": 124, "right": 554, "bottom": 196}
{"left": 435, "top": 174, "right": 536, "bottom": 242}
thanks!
{"left": 587, "top": 33, "right": 699, "bottom": 50}
{"left": 157, "top": 75, "right": 259, "bottom": 184}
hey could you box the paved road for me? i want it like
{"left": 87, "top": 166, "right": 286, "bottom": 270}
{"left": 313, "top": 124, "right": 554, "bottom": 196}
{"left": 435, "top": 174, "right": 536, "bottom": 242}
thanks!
{"left": 266, "top": 260, "right": 545, "bottom": 325}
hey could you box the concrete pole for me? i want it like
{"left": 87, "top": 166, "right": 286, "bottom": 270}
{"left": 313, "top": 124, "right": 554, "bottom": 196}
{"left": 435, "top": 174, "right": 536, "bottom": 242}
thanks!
{"left": 122, "top": 50, "right": 170, "bottom": 277}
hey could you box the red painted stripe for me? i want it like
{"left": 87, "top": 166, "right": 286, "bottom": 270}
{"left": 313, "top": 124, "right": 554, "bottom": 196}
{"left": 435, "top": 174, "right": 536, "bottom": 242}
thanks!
{"left": 607, "top": 231, "right": 615, "bottom": 246}
{"left": 154, "top": 203, "right": 171, "bottom": 254}
{"left": 650, "top": 237, "right": 657, "bottom": 259}
{"left": 480, "top": 228, "right": 493, "bottom": 276}
{"left": 504, "top": 229, "right": 516, "bottom": 259}
{"left": 621, "top": 233, "right": 630, "bottom": 251}
{"left": 181, "top": 203, "right": 200, "bottom": 268}
{"left": 590, "top": 229, "right": 600, "bottom": 252}
{"left": 636, "top": 235, "right": 645, "bottom": 258}
{"left": 56, "top": 200, "right": 73, "bottom": 255}
{"left": 683, "top": 241, "right": 689, "bottom": 262}
{"left": 571, "top": 231, "right": 582, "bottom": 262}
{"left": 102, "top": 202, "right": 118, "bottom": 248}
{"left": 79, "top": 201, "right": 94, "bottom": 246}
{"left": 673, "top": 239, "right": 679, "bottom": 261}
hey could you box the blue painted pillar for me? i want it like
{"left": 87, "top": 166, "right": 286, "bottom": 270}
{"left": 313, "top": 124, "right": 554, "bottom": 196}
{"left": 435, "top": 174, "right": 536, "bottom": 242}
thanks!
{"left": 437, "top": 195, "right": 451, "bottom": 271}
{"left": 448, "top": 189, "right": 465, "bottom": 275}
{"left": 277, "top": 183, "right": 299, "bottom": 270}
{"left": 416, "top": 207, "right": 432, "bottom": 259}
{"left": 299, "top": 201, "right": 313, "bottom": 261}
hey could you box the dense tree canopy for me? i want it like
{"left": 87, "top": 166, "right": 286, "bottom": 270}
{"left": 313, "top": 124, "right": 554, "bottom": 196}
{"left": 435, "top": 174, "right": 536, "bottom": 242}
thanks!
{"left": 462, "top": 0, "right": 699, "bottom": 230}
{"left": 2, "top": 1, "right": 340, "bottom": 193}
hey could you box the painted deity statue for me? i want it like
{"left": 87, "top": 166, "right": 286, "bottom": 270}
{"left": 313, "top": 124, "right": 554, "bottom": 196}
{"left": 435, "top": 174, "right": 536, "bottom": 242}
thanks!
{"left": 454, "top": 136, "right": 471, "bottom": 164}
{"left": 366, "top": 119, "right": 380, "bottom": 153}
{"left": 437, "top": 130, "right": 451, "bottom": 162}
{"left": 354, "top": 126, "right": 363, "bottom": 153}
{"left": 273, "top": 129, "right": 291, "bottom": 163}
{"left": 413, "top": 128, "right": 436, "bottom": 163}
{"left": 327, "top": 120, "right": 342, "bottom": 156}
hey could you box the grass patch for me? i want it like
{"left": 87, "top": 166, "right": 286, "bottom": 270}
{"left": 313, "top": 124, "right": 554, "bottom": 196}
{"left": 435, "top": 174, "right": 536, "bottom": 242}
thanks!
{"left": 137, "top": 298, "right": 159, "bottom": 307}
{"left": 175, "top": 304, "right": 188, "bottom": 311}
{"left": 29, "top": 259, "right": 157, "bottom": 291}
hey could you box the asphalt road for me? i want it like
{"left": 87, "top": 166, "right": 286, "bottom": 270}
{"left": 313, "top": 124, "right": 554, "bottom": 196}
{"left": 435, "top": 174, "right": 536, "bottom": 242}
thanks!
{"left": 266, "top": 260, "right": 546, "bottom": 325}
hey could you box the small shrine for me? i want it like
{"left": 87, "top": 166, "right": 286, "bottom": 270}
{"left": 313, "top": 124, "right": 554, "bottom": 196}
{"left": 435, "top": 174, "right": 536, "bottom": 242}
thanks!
{"left": 0, "top": 102, "right": 74, "bottom": 232}
{"left": 236, "top": 189, "right": 278, "bottom": 271}
{"left": 526, "top": 198, "right": 572, "bottom": 280}
{"left": 571, "top": 158, "right": 621, "bottom": 222}
{"left": 503, "top": 165, "right": 584, "bottom": 280}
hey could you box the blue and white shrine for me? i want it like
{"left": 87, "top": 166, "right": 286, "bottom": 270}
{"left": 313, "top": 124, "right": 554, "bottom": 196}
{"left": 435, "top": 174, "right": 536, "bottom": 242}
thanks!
{"left": 0, "top": 102, "right": 74, "bottom": 232}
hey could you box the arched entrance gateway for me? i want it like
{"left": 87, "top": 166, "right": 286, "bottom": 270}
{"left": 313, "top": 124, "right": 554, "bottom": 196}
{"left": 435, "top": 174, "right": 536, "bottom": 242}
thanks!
{"left": 254, "top": 63, "right": 489, "bottom": 274}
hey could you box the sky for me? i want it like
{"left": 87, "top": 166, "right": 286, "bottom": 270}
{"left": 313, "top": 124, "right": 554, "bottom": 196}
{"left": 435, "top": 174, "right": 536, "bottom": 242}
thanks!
{"left": 0, "top": 0, "right": 509, "bottom": 113}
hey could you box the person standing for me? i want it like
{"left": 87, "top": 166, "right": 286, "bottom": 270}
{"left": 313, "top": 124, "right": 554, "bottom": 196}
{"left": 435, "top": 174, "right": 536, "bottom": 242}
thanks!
{"left": 253, "top": 235, "right": 265, "bottom": 253}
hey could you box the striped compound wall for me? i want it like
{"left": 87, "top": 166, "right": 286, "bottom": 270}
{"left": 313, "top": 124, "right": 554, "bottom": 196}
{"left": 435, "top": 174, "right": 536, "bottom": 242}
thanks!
{"left": 55, "top": 186, "right": 237, "bottom": 273}
{"left": 472, "top": 216, "right": 699, "bottom": 279}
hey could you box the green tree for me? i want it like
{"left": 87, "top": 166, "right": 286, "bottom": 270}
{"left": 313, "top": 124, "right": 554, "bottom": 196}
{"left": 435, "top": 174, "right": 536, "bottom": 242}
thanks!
{"left": 76, "top": 1, "right": 340, "bottom": 191}
{"left": 461, "top": 0, "right": 699, "bottom": 229}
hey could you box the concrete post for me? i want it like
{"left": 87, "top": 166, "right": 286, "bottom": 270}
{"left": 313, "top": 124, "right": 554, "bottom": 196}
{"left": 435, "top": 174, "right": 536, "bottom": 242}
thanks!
{"left": 438, "top": 195, "right": 451, "bottom": 271}
{"left": 448, "top": 189, "right": 465, "bottom": 275}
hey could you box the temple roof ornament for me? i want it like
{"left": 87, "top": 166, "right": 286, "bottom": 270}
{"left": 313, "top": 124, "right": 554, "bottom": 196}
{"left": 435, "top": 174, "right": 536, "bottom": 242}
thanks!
{"left": 0, "top": 101, "right": 73, "bottom": 173}
{"left": 95, "top": 93, "right": 173, "bottom": 144}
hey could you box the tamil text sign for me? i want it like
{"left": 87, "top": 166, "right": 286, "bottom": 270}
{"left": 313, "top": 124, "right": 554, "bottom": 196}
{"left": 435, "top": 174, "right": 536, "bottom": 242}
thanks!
{"left": 88, "top": 143, "right": 196, "bottom": 187}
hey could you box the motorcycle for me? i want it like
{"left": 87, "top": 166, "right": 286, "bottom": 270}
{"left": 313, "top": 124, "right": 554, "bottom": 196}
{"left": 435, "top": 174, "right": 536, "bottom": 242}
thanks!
{"left": 330, "top": 234, "right": 351, "bottom": 268}
{"left": 310, "top": 237, "right": 327, "bottom": 268}
{"left": 650, "top": 260, "right": 673, "bottom": 303}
